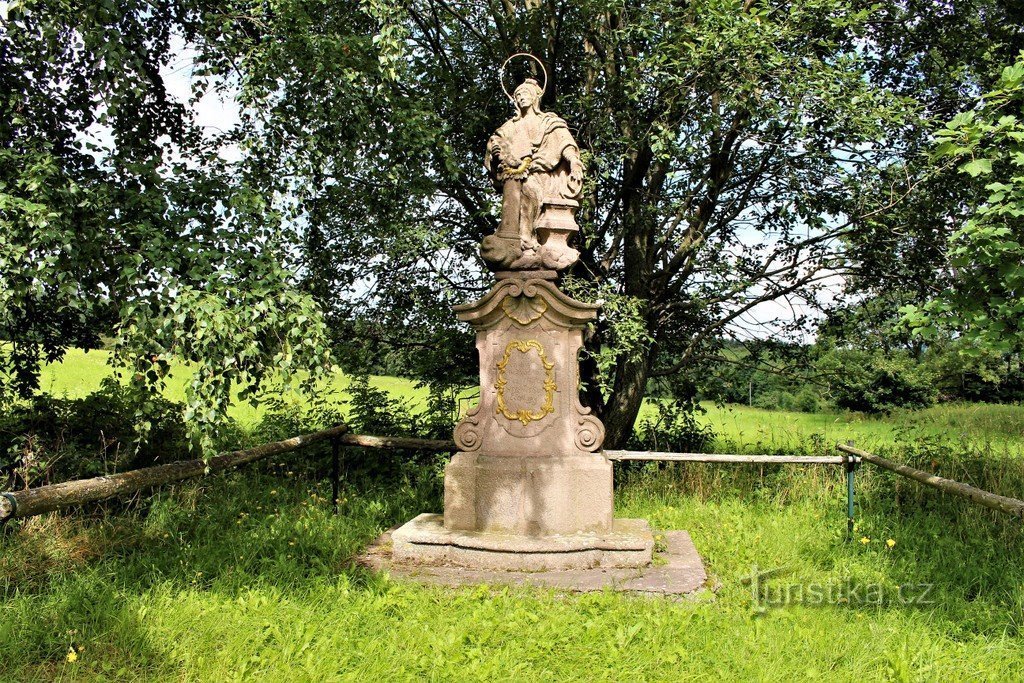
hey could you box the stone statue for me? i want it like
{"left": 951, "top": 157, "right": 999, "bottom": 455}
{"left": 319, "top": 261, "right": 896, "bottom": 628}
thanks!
{"left": 389, "top": 56, "right": 655, "bottom": 572}
{"left": 481, "top": 76, "right": 585, "bottom": 273}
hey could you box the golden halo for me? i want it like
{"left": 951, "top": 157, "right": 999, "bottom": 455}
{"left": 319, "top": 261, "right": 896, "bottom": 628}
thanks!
{"left": 500, "top": 53, "right": 548, "bottom": 103}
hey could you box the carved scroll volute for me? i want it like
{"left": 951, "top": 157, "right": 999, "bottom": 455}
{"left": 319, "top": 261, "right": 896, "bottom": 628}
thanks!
{"left": 574, "top": 414, "right": 605, "bottom": 452}
{"left": 454, "top": 405, "right": 482, "bottom": 452}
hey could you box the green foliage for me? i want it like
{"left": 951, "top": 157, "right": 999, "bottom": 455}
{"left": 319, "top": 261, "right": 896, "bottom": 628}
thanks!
{"left": 187, "top": 0, "right": 941, "bottom": 445}
{"left": 692, "top": 337, "right": 1024, "bottom": 411}
{"left": 904, "top": 53, "right": 1024, "bottom": 352}
{"left": 0, "top": 0, "right": 334, "bottom": 454}
{"left": 924, "top": 340, "right": 1024, "bottom": 402}
{"left": 838, "top": 0, "right": 1024, "bottom": 310}
{"left": 752, "top": 386, "right": 826, "bottom": 414}
{"left": 563, "top": 276, "right": 653, "bottom": 400}
{"left": 816, "top": 349, "right": 936, "bottom": 414}
{"left": 340, "top": 375, "right": 452, "bottom": 485}
{"left": 685, "top": 341, "right": 830, "bottom": 412}
{"left": 629, "top": 399, "right": 716, "bottom": 454}
{"left": 0, "top": 379, "right": 195, "bottom": 488}
{"left": 346, "top": 374, "right": 417, "bottom": 437}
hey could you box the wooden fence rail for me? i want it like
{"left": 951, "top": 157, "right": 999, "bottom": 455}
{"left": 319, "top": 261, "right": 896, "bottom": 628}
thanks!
{"left": 6, "top": 430, "right": 1021, "bottom": 527}
{"left": 0, "top": 425, "right": 350, "bottom": 522}
{"left": 837, "top": 443, "right": 1024, "bottom": 521}
{"left": 605, "top": 450, "right": 845, "bottom": 464}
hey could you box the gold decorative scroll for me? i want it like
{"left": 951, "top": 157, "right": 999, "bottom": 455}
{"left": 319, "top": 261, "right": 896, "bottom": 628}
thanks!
{"left": 495, "top": 340, "right": 557, "bottom": 425}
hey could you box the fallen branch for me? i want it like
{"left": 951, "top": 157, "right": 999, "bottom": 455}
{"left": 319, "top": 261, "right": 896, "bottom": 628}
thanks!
{"left": 837, "top": 443, "right": 1024, "bottom": 520}
{"left": 0, "top": 424, "right": 350, "bottom": 522}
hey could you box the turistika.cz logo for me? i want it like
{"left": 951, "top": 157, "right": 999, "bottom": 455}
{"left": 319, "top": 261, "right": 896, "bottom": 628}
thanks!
{"left": 743, "top": 565, "right": 935, "bottom": 610}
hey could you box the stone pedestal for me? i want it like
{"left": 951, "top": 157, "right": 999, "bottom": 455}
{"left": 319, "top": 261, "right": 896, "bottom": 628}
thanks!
{"left": 392, "top": 277, "right": 653, "bottom": 571}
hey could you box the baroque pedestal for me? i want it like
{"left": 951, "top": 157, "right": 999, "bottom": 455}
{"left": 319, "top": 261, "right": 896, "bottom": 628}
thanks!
{"left": 392, "top": 276, "right": 653, "bottom": 571}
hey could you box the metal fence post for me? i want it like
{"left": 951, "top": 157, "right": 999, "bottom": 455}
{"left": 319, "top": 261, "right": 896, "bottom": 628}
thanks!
{"left": 844, "top": 440, "right": 857, "bottom": 541}
{"left": 331, "top": 437, "right": 340, "bottom": 516}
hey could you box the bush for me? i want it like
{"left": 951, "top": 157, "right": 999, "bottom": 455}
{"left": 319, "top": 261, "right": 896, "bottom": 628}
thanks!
{"left": 328, "top": 374, "right": 454, "bottom": 487}
{"left": 817, "top": 349, "right": 935, "bottom": 413}
{"left": 0, "top": 379, "right": 192, "bottom": 488}
{"left": 629, "top": 399, "right": 716, "bottom": 453}
{"left": 750, "top": 387, "right": 825, "bottom": 413}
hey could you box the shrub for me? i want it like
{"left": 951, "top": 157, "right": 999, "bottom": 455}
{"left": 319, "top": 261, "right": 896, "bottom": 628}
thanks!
{"left": 629, "top": 399, "right": 716, "bottom": 453}
{"left": 329, "top": 374, "right": 453, "bottom": 487}
{"left": 0, "top": 379, "right": 191, "bottom": 488}
{"left": 817, "top": 349, "right": 935, "bottom": 413}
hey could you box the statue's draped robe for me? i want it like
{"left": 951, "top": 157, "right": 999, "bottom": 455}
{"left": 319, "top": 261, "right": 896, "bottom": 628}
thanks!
{"left": 487, "top": 112, "right": 581, "bottom": 246}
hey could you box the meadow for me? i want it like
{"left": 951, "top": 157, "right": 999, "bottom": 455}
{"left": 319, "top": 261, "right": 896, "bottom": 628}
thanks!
{"left": 0, "top": 350, "right": 1022, "bottom": 680}
{"left": 38, "top": 348, "right": 1024, "bottom": 453}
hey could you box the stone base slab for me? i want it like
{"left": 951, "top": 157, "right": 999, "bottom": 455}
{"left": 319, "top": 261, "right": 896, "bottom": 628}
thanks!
{"left": 391, "top": 513, "right": 653, "bottom": 571}
{"left": 360, "top": 527, "right": 708, "bottom": 596}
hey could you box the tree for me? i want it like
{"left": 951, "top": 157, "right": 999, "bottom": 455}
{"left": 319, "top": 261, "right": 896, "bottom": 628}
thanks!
{"left": 203, "top": 0, "right": 934, "bottom": 446}
{"left": 7, "top": 1, "right": 1021, "bottom": 449}
{"left": 0, "top": 1, "right": 333, "bottom": 452}
{"left": 822, "top": 1, "right": 1024, "bottom": 355}
{"left": 904, "top": 53, "right": 1024, "bottom": 355}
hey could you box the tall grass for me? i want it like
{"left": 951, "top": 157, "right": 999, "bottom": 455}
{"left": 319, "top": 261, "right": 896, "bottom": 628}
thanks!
{"left": 2, "top": 450, "right": 1021, "bottom": 681}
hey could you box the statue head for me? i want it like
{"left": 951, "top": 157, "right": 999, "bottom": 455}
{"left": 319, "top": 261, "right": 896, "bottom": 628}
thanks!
{"left": 513, "top": 78, "right": 543, "bottom": 114}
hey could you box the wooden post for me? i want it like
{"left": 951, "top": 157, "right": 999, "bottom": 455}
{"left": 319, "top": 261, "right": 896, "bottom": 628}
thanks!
{"left": 331, "top": 437, "right": 340, "bottom": 516}
{"left": 844, "top": 441, "right": 857, "bottom": 541}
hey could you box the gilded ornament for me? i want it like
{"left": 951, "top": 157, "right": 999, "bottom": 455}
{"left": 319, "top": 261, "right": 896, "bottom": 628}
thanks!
{"left": 494, "top": 340, "right": 557, "bottom": 425}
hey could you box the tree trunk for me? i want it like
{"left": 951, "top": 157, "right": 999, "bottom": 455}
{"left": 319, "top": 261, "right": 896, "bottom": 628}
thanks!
{"left": 601, "top": 352, "right": 652, "bottom": 448}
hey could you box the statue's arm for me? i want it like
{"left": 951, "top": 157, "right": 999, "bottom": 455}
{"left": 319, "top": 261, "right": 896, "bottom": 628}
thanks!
{"left": 529, "top": 125, "right": 580, "bottom": 173}
{"left": 563, "top": 143, "right": 584, "bottom": 182}
{"left": 552, "top": 127, "right": 585, "bottom": 183}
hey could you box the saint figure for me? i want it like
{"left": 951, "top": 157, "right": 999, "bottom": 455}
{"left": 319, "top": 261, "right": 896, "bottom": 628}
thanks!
{"left": 482, "top": 77, "right": 584, "bottom": 270}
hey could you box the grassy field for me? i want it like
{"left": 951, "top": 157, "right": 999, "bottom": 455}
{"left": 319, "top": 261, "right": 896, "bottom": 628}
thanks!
{"left": 41, "top": 348, "right": 1024, "bottom": 453}
{"left": 1, "top": 463, "right": 1022, "bottom": 681}
{"left": 0, "top": 349, "right": 1019, "bottom": 680}
{"left": 37, "top": 348, "right": 425, "bottom": 427}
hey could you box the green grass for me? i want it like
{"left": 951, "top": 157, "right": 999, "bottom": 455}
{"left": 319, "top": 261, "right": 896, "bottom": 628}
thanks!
{"left": 39, "top": 348, "right": 432, "bottom": 426}
{"left": 4, "top": 353, "right": 1021, "bottom": 679}
{"left": 699, "top": 402, "right": 1024, "bottom": 454}
{"left": 44, "top": 348, "right": 1024, "bottom": 453}
{"left": 1, "top": 462, "right": 1022, "bottom": 681}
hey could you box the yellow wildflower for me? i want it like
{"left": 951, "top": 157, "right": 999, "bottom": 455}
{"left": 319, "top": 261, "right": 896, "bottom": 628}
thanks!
{"left": 860, "top": 536, "right": 870, "bottom": 545}
{"left": 886, "top": 538, "right": 896, "bottom": 548}
{"left": 66, "top": 646, "right": 78, "bottom": 663}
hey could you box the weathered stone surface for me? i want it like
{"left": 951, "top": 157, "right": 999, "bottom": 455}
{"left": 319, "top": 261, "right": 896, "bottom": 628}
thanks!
{"left": 451, "top": 278, "right": 604, "bottom": 460}
{"left": 440, "top": 276, "right": 624, "bottom": 548}
{"left": 360, "top": 526, "right": 708, "bottom": 596}
{"left": 391, "top": 514, "right": 654, "bottom": 571}
{"left": 444, "top": 453, "right": 612, "bottom": 535}
{"left": 388, "top": 66, "right": 654, "bottom": 573}
{"left": 482, "top": 77, "right": 584, "bottom": 273}
{"left": 617, "top": 532, "right": 708, "bottom": 594}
